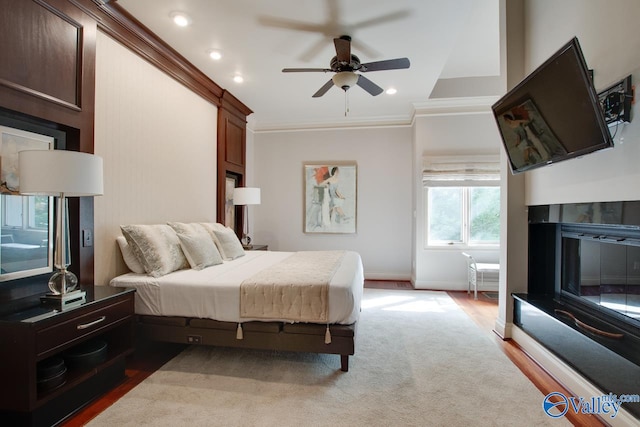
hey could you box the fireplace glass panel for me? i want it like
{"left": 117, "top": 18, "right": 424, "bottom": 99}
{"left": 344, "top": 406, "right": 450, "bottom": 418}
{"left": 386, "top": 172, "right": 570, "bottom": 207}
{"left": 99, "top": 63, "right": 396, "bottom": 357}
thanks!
{"left": 626, "top": 246, "right": 640, "bottom": 320}
{"left": 562, "top": 236, "right": 640, "bottom": 322}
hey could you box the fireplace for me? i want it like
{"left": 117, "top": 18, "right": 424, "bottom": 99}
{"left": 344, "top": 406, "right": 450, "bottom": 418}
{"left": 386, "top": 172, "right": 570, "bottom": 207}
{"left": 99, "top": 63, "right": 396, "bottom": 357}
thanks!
{"left": 515, "top": 201, "right": 640, "bottom": 419}
{"left": 561, "top": 224, "right": 640, "bottom": 330}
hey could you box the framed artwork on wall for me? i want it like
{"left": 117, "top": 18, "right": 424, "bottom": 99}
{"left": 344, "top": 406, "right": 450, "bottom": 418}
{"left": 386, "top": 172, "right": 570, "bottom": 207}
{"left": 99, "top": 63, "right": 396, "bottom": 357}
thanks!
{"left": 304, "top": 162, "right": 357, "bottom": 234}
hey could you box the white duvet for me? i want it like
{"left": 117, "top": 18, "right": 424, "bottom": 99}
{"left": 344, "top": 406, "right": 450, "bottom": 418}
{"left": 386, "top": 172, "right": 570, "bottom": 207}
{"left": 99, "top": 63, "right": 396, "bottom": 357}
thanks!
{"left": 109, "top": 250, "right": 364, "bottom": 324}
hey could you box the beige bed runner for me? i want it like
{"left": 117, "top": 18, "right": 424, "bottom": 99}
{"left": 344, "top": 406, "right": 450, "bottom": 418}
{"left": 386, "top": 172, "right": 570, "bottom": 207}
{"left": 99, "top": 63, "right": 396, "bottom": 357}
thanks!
{"left": 240, "top": 250, "right": 345, "bottom": 323}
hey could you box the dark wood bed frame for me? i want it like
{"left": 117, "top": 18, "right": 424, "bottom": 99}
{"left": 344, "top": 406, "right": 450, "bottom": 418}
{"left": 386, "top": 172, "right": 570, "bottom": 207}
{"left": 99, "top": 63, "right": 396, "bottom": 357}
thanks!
{"left": 137, "top": 315, "right": 357, "bottom": 372}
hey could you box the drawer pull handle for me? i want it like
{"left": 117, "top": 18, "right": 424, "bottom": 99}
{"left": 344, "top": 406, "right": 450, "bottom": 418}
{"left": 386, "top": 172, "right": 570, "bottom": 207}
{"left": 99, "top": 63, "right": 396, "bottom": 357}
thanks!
{"left": 77, "top": 316, "right": 106, "bottom": 330}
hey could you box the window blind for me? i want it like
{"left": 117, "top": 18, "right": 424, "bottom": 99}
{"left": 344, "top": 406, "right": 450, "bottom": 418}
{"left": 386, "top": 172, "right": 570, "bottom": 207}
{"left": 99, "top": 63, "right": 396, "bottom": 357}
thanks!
{"left": 422, "top": 155, "right": 500, "bottom": 187}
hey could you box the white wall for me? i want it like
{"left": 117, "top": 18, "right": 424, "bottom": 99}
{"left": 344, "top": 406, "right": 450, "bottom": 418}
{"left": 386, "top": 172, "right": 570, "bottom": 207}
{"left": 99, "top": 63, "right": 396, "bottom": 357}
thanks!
{"left": 523, "top": 0, "right": 640, "bottom": 206}
{"left": 413, "top": 108, "right": 502, "bottom": 289}
{"left": 252, "top": 107, "right": 504, "bottom": 289}
{"left": 252, "top": 126, "right": 412, "bottom": 280}
{"left": 93, "top": 31, "right": 219, "bottom": 286}
{"left": 504, "top": 2, "right": 640, "bottom": 412}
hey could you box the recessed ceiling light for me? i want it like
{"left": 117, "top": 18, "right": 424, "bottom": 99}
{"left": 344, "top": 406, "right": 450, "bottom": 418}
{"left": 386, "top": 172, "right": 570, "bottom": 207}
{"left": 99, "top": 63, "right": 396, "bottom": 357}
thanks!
{"left": 233, "top": 75, "right": 244, "bottom": 83}
{"left": 170, "top": 11, "right": 191, "bottom": 27}
{"left": 386, "top": 88, "right": 397, "bottom": 95}
{"left": 208, "top": 50, "right": 222, "bottom": 61}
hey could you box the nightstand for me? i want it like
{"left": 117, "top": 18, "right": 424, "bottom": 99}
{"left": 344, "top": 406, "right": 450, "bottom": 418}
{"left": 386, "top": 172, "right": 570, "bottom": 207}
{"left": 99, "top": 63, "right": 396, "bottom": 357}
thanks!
{"left": 245, "top": 244, "right": 268, "bottom": 251}
{"left": 0, "top": 286, "right": 135, "bottom": 426}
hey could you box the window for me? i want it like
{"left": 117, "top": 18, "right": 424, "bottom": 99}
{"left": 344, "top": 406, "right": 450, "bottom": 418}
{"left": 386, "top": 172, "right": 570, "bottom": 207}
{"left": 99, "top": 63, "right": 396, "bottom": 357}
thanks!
{"left": 423, "top": 156, "right": 500, "bottom": 247}
{"left": 426, "top": 186, "right": 500, "bottom": 246}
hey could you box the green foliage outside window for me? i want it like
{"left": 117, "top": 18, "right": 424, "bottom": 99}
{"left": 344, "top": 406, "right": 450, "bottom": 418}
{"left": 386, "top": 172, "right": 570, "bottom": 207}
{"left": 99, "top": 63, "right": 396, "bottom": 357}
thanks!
{"left": 428, "top": 188, "right": 462, "bottom": 242}
{"left": 469, "top": 187, "right": 500, "bottom": 243}
{"left": 427, "top": 186, "right": 500, "bottom": 245}
{"left": 32, "top": 196, "right": 49, "bottom": 229}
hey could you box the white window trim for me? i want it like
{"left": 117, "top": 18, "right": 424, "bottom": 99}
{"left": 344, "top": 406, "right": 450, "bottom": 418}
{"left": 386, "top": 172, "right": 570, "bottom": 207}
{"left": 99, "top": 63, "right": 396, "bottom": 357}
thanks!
{"left": 423, "top": 155, "right": 501, "bottom": 248}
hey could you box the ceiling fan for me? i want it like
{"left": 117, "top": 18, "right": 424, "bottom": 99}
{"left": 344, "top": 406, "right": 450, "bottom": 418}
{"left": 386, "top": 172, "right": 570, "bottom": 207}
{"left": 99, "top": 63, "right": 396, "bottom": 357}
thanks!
{"left": 282, "top": 35, "right": 410, "bottom": 98}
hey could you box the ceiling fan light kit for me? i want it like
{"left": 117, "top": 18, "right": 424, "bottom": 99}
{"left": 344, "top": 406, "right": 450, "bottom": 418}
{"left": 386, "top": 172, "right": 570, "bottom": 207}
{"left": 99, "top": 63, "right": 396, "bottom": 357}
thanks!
{"left": 332, "top": 72, "right": 359, "bottom": 91}
{"left": 282, "top": 35, "right": 410, "bottom": 106}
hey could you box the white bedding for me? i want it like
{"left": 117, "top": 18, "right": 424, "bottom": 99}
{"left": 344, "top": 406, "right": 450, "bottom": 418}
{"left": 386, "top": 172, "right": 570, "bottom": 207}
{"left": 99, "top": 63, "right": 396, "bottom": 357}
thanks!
{"left": 109, "top": 250, "right": 364, "bottom": 324}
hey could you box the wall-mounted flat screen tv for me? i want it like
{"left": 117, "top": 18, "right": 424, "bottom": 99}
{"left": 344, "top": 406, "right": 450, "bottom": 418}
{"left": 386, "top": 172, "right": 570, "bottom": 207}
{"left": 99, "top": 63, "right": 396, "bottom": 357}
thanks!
{"left": 492, "top": 37, "right": 613, "bottom": 174}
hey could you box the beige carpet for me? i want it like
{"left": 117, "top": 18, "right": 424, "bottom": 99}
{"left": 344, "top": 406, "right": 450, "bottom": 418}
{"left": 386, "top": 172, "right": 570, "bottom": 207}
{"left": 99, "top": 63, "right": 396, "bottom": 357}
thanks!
{"left": 88, "top": 289, "right": 569, "bottom": 426}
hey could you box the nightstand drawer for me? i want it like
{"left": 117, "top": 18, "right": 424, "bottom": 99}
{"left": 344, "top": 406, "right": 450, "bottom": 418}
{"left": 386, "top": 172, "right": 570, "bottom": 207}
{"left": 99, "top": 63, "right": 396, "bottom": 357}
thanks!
{"left": 36, "top": 298, "right": 132, "bottom": 357}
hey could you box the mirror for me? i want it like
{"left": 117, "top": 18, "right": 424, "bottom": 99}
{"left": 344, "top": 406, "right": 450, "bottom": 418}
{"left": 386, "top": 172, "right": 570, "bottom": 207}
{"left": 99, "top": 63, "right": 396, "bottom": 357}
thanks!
{"left": 0, "top": 123, "right": 55, "bottom": 281}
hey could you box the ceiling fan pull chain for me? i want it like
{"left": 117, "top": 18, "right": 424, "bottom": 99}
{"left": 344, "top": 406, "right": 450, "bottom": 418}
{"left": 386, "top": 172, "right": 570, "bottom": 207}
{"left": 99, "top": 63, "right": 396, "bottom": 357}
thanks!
{"left": 344, "top": 91, "right": 349, "bottom": 116}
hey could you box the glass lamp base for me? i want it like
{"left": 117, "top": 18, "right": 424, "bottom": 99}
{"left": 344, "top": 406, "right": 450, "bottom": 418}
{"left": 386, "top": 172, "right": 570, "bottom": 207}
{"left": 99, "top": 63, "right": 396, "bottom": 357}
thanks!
{"left": 48, "top": 269, "right": 78, "bottom": 295}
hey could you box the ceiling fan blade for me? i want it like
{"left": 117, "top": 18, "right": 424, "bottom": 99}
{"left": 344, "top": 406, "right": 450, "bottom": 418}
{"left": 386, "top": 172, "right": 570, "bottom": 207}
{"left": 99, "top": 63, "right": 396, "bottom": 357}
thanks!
{"left": 350, "top": 39, "right": 380, "bottom": 59}
{"left": 257, "top": 16, "right": 325, "bottom": 33}
{"left": 356, "top": 75, "right": 384, "bottom": 96}
{"left": 282, "top": 68, "right": 332, "bottom": 73}
{"left": 312, "top": 79, "right": 335, "bottom": 97}
{"left": 360, "top": 58, "right": 410, "bottom": 72}
{"left": 299, "top": 36, "right": 333, "bottom": 62}
{"left": 351, "top": 10, "right": 411, "bottom": 30}
{"left": 334, "top": 36, "right": 351, "bottom": 64}
{"left": 326, "top": 0, "right": 340, "bottom": 22}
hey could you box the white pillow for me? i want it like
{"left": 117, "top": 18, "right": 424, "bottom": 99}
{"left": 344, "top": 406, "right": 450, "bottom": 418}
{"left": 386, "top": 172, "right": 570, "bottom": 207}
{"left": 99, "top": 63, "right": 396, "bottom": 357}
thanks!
{"left": 199, "top": 223, "right": 245, "bottom": 260}
{"left": 199, "top": 223, "right": 225, "bottom": 256}
{"left": 120, "top": 224, "right": 188, "bottom": 277}
{"left": 168, "top": 223, "right": 223, "bottom": 270}
{"left": 116, "top": 236, "right": 145, "bottom": 274}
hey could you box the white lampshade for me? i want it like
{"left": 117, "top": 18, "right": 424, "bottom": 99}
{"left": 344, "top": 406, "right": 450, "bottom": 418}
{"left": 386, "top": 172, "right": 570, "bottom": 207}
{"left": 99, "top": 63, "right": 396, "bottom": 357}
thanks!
{"left": 233, "top": 187, "right": 260, "bottom": 205}
{"left": 18, "top": 150, "right": 104, "bottom": 196}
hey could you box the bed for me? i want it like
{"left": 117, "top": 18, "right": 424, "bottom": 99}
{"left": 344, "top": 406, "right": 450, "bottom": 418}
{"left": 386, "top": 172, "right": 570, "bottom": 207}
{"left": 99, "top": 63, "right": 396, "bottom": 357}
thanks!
{"left": 109, "top": 222, "right": 364, "bottom": 371}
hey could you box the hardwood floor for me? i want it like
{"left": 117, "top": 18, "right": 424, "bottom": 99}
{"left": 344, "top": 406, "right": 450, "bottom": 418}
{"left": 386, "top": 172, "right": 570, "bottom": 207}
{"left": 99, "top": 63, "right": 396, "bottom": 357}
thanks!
{"left": 60, "top": 340, "right": 186, "bottom": 427}
{"left": 62, "top": 280, "right": 606, "bottom": 427}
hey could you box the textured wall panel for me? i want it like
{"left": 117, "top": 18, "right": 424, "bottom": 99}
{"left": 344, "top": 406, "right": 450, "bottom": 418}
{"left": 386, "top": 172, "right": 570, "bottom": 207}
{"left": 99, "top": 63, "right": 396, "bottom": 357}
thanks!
{"left": 94, "top": 31, "right": 218, "bottom": 285}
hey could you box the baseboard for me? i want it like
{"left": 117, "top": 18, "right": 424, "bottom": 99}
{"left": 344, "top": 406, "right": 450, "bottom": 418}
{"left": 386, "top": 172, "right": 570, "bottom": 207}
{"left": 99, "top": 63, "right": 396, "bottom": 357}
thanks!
{"left": 412, "top": 280, "right": 499, "bottom": 292}
{"left": 512, "top": 326, "right": 638, "bottom": 427}
{"left": 493, "top": 318, "right": 510, "bottom": 339}
{"left": 364, "top": 273, "right": 412, "bottom": 281}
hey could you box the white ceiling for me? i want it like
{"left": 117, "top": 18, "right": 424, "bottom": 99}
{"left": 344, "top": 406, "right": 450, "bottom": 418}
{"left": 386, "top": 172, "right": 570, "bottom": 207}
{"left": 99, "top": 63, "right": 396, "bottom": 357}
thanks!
{"left": 116, "top": 0, "right": 501, "bottom": 131}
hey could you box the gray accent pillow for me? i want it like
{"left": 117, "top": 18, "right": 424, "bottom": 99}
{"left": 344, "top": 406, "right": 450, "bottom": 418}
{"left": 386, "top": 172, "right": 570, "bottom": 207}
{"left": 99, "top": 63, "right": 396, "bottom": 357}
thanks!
{"left": 120, "top": 224, "right": 188, "bottom": 277}
{"left": 168, "top": 223, "right": 223, "bottom": 270}
{"left": 199, "top": 222, "right": 245, "bottom": 260}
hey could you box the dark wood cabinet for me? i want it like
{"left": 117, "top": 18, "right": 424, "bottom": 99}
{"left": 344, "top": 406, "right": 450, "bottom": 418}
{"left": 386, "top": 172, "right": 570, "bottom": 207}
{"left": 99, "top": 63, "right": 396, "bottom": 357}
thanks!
{"left": 217, "top": 90, "right": 253, "bottom": 238}
{"left": 0, "top": 287, "right": 135, "bottom": 427}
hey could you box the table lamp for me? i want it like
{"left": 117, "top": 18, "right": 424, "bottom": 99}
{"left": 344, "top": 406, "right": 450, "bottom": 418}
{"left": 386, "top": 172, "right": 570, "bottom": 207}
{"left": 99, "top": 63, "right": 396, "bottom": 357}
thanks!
{"left": 19, "top": 150, "right": 103, "bottom": 307}
{"left": 233, "top": 187, "right": 260, "bottom": 248}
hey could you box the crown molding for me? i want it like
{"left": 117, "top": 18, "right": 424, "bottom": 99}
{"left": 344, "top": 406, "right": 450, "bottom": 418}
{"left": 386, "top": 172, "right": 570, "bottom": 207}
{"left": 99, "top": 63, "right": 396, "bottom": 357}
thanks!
{"left": 412, "top": 96, "right": 500, "bottom": 117}
{"left": 248, "top": 114, "right": 413, "bottom": 133}
{"left": 248, "top": 96, "right": 502, "bottom": 133}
